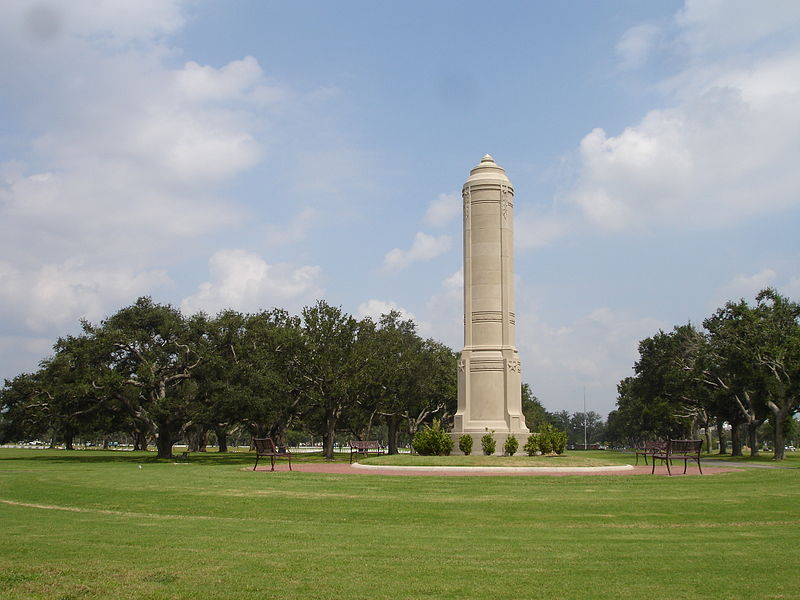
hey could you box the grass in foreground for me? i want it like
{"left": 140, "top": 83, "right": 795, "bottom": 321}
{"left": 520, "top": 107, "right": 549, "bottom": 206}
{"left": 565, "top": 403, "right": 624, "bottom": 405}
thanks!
{"left": 1, "top": 448, "right": 799, "bottom": 600}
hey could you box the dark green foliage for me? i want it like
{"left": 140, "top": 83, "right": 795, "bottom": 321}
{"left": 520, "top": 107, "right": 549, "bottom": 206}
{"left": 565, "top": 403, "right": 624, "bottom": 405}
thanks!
{"left": 503, "top": 434, "right": 518, "bottom": 456}
{"left": 411, "top": 419, "right": 453, "bottom": 455}
{"left": 523, "top": 434, "right": 539, "bottom": 456}
{"left": 458, "top": 434, "right": 473, "bottom": 455}
{"left": 481, "top": 431, "right": 496, "bottom": 455}
{"left": 537, "top": 423, "right": 566, "bottom": 455}
{"left": 0, "top": 297, "right": 458, "bottom": 459}
{"left": 614, "top": 288, "right": 800, "bottom": 460}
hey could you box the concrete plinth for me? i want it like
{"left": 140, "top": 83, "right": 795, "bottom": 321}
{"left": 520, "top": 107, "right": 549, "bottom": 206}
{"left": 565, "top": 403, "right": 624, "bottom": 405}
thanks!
{"left": 450, "top": 431, "right": 531, "bottom": 457}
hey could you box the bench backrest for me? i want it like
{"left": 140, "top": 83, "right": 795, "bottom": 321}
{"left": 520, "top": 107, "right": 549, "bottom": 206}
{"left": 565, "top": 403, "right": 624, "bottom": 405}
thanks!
{"left": 254, "top": 438, "right": 278, "bottom": 454}
{"left": 350, "top": 440, "right": 382, "bottom": 450}
{"left": 668, "top": 439, "right": 702, "bottom": 455}
{"left": 640, "top": 441, "right": 666, "bottom": 452}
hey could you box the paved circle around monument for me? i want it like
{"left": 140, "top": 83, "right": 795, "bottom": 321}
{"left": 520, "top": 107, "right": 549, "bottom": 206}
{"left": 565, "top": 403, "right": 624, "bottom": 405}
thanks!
{"left": 253, "top": 462, "right": 738, "bottom": 476}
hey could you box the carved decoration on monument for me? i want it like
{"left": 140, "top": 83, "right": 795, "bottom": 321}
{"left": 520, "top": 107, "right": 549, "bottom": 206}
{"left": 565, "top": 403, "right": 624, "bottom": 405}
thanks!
{"left": 471, "top": 310, "right": 503, "bottom": 323}
{"left": 500, "top": 184, "right": 512, "bottom": 222}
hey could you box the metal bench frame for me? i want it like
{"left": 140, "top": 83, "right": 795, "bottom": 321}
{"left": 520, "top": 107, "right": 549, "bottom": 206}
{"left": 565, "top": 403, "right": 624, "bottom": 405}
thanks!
{"left": 253, "top": 438, "right": 292, "bottom": 471}
{"left": 651, "top": 439, "right": 703, "bottom": 475}
{"left": 349, "top": 440, "right": 385, "bottom": 463}
{"left": 634, "top": 441, "right": 666, "bottom": 465}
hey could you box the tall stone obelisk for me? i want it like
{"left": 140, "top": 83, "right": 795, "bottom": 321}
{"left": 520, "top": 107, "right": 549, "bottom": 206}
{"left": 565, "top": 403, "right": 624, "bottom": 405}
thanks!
{"left": 452, "top": 155, "right": 528, "bottom": 453}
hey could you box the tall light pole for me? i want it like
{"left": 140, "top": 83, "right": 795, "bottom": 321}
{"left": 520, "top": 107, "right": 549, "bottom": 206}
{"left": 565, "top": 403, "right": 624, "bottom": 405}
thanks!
{"left": 583, "top": 386, "right": 587, "bottom": 450}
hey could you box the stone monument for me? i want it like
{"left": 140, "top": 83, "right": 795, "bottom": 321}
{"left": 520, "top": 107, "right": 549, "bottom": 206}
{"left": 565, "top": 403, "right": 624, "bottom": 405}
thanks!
{"left": 451, "top": 155, "right": 529, "bottom": 453}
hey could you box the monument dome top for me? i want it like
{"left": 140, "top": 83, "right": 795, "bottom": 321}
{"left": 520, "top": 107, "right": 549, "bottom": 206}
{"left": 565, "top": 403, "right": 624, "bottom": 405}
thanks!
{"left": 466, "top": 153, "right": 511, "bottom": 185}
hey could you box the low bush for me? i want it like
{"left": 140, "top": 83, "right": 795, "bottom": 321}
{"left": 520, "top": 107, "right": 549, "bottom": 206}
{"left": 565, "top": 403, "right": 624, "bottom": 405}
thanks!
{"left": 481, "top": 431, "right": 496, "bottom": 455}
{"left": 412, "top": 419, "right": 454, "bottom": 456}
{"left": 523, "top": 434, "right": 539, "bottom": 456}
{"left": 538, "top": 423, "right": 567, "bottom": 455}
{"left": 504, "top": 434, "right": 518, "bottom": 456}
{"left": 458, "top": 434, "right": 473, "bottom": 455}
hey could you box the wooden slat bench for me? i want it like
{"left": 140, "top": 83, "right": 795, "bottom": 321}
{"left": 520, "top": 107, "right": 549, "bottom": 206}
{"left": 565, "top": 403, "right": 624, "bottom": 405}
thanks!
{"left": 634, "top": 441, "right": 666, "bottom": 465}
{"left": 650, "top": 439, "right": 703, "bottom": 475}
{"left": 252, "top": 438, "right": 292, "bottom": 471}
{"left": 349, "top": 440, "right": 385, "bottom": 463}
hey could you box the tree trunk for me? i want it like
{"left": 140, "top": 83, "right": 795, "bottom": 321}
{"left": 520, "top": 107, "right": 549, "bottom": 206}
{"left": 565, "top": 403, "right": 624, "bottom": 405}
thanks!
{"left": 322, "top": 416, "right": 337, "bottom": 460}
{"left": 716, "top": 420, "right": 727, "bottom": 454}
{"left": 268, "top": 422, "right": 287, "bottom": 447}
{"left": 215, "top": 427, "right": 228, "bottom": 453}
{"left": 63, "top": 429, "right": 74, "bottom": 450}
{"left": 747, "top": 422, "right": 760, "bottom": 457}
{"left": 770, "top": 407, "right": 788, "bottom": 460}
{"left": 156, "top": 425, "right": 175, "bottom": 459}
{"left": 133, "top": 430, "right": 148, "bottom": 451}
{"left": 387, "top": 414, "right": 399, "bottom": 455}
{"left": 730, "top": 424, "right": 743, "bottom": 457}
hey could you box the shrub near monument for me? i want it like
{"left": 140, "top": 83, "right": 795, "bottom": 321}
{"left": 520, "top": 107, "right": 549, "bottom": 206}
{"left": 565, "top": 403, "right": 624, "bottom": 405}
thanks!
{"left": 458, "top": 434, "right": 473, "bottom": 455}
{"left": 411, "top": 419, "right": 453, "bottom": 456}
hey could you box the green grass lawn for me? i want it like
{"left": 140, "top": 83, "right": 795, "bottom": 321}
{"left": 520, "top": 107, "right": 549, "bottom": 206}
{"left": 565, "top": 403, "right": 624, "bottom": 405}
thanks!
{"left": 1, "top": 448, "right": 798, "bottom": 600}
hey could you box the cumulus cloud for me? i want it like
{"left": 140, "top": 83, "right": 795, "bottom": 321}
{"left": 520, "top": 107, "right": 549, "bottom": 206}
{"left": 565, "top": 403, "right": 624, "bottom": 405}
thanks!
{"left": 180, "top": 249, "right": 322, "bottom": 315}
{"left": 0, "top": 260, "right": 170, "bottom": 331}
{"left": 564, "top": 2, "right": 800, "bottom": 234}
{"left": 0, "top": 1, "right": 300, "bottom": 364}
{"left": 423, "top": 192, "right": 460, "bottom": 227}
{"left": 382, "top": 232, "right": 451, "bottom": 272}
{"left": 422, "top": 269, "right": 463, "bottom": 349}
{"left": 516, "top": 302, "right": 667, "bottom": 412}
{"left": 515, "top": 206, "right": 575, "bottom": 250}
{"left": 616, "top": 23, "right": 660, "bottom": 70}
{"left": 356, "top": 299, "right": 416, "bottom": 323}
{"left": 783, "top": 276, "right": 800, "bottom": 300}
{"left": 708, "top": 268, "right": 783, "bottom": 310}
{"left": 264, "top": 207, "right": 321, "bottom": 246}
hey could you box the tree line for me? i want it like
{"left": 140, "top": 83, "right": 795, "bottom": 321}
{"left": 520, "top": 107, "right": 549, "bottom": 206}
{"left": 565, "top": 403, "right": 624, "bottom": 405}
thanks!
{"left": 606, "top": 289, "right": 800, "bottom": 460}
{"left": 0, "top": 297, "right": 458, "bottom": 459}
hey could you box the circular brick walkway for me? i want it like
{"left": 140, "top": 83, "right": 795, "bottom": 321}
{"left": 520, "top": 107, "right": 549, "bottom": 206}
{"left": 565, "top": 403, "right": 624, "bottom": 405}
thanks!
{"left": 254, "top": 462, "right": 738, "bottom": 476}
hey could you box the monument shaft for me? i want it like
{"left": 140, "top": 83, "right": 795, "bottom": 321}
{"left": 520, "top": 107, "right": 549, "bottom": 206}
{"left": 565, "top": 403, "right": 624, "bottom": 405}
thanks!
{"left": 453, "top": 155, "right": 528, "bottom": 444}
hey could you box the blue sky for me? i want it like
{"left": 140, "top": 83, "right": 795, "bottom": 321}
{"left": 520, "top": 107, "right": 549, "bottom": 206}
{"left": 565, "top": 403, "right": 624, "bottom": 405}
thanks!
{"left": 1, "top": 0, "right": 799, "bottom": 417}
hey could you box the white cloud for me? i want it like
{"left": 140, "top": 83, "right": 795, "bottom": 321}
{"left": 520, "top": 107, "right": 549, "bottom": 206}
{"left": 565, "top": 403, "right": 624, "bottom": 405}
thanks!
{"left": 675, "top": 0, "right": 800, "bottom": 57}
{"left": 423, "top": 192, "right": 460, "bottom": 227}
{"left": 616, "top": 23, "right": 660, "bottom": 70}
{"left": 180, "top": 249, "right": 322, "bottom": 315}
{"left": 710, "top": 268, "right": 779, "bottom": 309}
{"left": 264, "top": 207, "right": 321, "bottom": 246}
{"left": 0, "top": 260, "right": 170, "bottom": 331}
{"left": 0, "top": 1, "right": 302, "bottom": 341}
{"left": 12, "top": 0, "right": 186, "bottom": 46}
{"left": 517, "top": 303, "right": 667, "bottom": 413}
{"left": 561, "top": 2, "right": 800, "bottom": 235}
{"left": 356, "top": 299, "right": 416, "bottom": 323}
{"left": 382, "top": 232, "right": 451, "bottom": 272}
{"left": 515, "top": 206, "right": 574, "bottom": 250}
{"left": 783, "top": 276, "right": 800, "bottom": 300}
{"left": 422, "top": 269, "right": 463, "bottom": 349}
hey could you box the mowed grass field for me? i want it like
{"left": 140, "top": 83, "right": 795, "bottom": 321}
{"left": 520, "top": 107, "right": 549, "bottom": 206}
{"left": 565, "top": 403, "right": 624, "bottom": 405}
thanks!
{"left": 1, "top": 449, "right": 799, "bottom": 600}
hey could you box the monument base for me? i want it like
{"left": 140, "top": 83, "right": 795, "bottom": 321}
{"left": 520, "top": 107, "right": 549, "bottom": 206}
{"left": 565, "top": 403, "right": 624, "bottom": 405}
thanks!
{"left": 449, "top": 431, "right": 532, "bottom": 457}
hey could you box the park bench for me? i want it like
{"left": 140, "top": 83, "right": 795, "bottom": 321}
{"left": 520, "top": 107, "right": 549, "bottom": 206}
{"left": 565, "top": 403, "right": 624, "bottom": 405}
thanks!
{"left": 252, "top": 438, "right": 293, "bottom": 471}
{"left": 349, "top": 440, "right": 385, "bottom": 463}
{"left": 650, "top": 439, "right": 703, "bottom": 475}
{"left": 634, "top": 441, "right": 666, "bottom": 465}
